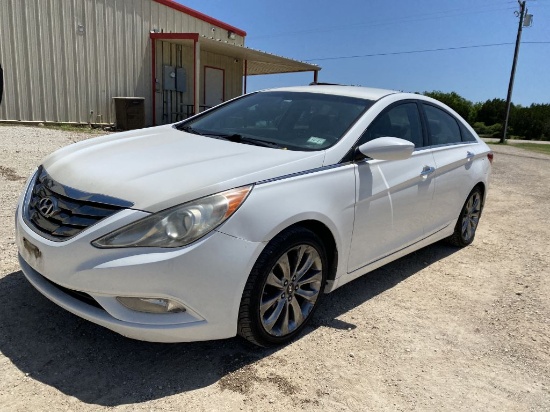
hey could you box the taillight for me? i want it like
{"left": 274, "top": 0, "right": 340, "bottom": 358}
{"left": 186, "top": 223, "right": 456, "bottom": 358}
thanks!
{"left": 487, "top": 152, "right": 494, "bottom": 164}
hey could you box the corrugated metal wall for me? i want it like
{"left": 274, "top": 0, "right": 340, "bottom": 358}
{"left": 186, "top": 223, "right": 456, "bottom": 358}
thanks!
{"left": 0, "top": 0, "right": 244, "bottom": 125}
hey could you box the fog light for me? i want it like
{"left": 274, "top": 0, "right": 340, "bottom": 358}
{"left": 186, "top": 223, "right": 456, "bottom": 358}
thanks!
{"left": 116, "top": 297, "right": 186, "bottom": 314}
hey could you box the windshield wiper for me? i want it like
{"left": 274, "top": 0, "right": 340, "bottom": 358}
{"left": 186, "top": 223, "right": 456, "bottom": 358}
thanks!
{"left": 179, "top": 125, "right": 204, "bottom": 135}
{"left": 179, "top": 126, "right": 284, "bottom": 148}
{"left": 205, "top": 132, "right": 284, "bottom": 149}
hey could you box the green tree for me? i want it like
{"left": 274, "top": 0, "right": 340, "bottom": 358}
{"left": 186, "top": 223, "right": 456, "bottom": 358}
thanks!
{"left": 510, "top": 103, "right": 550, "bottom": 140}
{"left": 423, "top": 91, "right": 475, "bottom": 123}
{"left": 420, "top": 92, "right": 550, "bottom": 140}
{"left": 476, "top": 98, "right": 508, "bottom": 126}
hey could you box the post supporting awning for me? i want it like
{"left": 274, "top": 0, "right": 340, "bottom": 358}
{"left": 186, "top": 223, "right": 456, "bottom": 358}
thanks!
{"left": 193, "top": 39, "right": 201, "bottom": 114}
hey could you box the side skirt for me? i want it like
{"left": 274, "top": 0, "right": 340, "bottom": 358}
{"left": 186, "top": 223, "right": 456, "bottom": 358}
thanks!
{"left": 325, "top": 224, "right": 454, "bottom": 292}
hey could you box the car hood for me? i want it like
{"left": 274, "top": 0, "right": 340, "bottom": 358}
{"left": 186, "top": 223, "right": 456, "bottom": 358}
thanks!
{"left": 42, "top": 125, "right": 326, "bottom": 212}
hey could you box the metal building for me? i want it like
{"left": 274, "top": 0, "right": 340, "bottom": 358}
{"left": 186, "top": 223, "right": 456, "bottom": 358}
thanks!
{"left": 0, "top": 0, "right": 320, "bottom": 127}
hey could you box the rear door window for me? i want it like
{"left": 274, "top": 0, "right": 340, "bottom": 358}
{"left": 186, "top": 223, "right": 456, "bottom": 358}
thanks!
{"left": 423, "top": 104, "right": 462, "bottom": 146}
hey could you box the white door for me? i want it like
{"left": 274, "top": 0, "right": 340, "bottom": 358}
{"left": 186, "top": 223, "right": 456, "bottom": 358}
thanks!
{"left": 204, "top": 67, "right": 224, "bottom": 108}
{"left": 347, "top": 102, "right": 436, "bottom": 272}
{"left": 422, "top": 103, "right": 482, "bottom": 235}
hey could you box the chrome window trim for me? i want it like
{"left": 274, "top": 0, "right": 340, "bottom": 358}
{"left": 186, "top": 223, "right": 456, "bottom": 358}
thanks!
{"left": 256, "top": 163, "right": 350, "bottom": 185}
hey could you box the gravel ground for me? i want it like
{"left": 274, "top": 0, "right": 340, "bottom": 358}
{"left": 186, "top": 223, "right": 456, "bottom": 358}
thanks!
{"left": 0, "top": 125, "right": 549, "bottom": 411}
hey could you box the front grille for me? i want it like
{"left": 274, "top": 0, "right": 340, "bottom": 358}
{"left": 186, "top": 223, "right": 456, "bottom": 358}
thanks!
{"left": 25, "top": 167, "right": 133, "bottom": 241}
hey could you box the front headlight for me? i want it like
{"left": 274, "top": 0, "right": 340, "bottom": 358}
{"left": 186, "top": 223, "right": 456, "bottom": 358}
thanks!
{"left": 92, "top": 185, "right": 252, "bottom": 248}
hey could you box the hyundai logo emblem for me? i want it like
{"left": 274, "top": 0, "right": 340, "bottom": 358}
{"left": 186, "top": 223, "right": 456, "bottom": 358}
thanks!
{"left": 37, "top": 196, "right": 59, "bottom": 218}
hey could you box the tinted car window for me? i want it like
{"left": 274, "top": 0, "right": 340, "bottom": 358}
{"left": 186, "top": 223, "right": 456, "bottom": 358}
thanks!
{"left": 360, "top": 102, "right": 424, "bottom": 148}
{"left": 460, "top": 123, "right": 477, "bottom": 142}
{"left": 180, "top": 92, "right": 373, "bottom": 151}
{"left": 423, "top": 104, "right": 461, "bottom": 145}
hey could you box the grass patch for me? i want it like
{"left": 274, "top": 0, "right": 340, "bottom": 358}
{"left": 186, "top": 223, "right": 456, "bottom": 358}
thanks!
{"left": 44, "top": 124, "right": 106, "bottom": 134}
{"left": 489, "top": 142, "right": 550, "bottom": 155}
{"left": 511, "top": 143, "right": 550, "bottom": 155}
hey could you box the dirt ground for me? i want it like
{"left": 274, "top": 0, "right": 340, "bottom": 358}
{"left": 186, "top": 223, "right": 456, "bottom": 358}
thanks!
{"left": 0, "top": 125, "right": 548, "bottom": 411}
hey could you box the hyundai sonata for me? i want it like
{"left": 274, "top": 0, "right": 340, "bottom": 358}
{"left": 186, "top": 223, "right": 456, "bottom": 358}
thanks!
{"left": 16, "top": 85, "right": 492, "bottom": 346}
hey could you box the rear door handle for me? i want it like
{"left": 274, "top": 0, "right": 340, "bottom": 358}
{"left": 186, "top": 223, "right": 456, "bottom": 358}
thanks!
{"left": 420, "top": 165, "right": 435, "bottom": 177}
{"left": 466, "top": 151, "right": 475, "bottom": 160}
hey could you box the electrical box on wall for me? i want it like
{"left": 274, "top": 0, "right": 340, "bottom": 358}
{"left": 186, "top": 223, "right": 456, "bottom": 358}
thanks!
{"left": 163, "top": 65, "right": 187, "bottom": 93}
{"left": 176, "top": 67, "right": 187, "bottom": 93}
{"left": 163, "top": 65, "right": 176, "bottom": 91}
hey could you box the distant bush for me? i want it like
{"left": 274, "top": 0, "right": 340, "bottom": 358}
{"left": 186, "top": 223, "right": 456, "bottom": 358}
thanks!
{"left": 473, "top": 122, "right": 490, "bottom": 135}
{"left": 489, "top": 123, "right": 502, "bottom": 138}
{"left": 473, "top": 122, "right": 501, "bottom": 137}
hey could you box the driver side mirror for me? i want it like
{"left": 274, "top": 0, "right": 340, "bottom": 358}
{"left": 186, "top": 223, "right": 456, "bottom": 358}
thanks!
{"left": 356, "top": 136, "right": 414, "bottom": 161}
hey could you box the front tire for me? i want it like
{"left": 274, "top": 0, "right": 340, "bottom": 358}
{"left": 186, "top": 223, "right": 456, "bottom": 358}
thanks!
{"left": 238, "top": 227, "right": 327, "bottom": 347}
{"left": 447, "top": 187, "right": 483, "bottom": 247}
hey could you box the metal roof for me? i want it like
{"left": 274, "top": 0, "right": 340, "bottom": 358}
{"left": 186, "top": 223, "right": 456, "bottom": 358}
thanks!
{"left": 199, "top": 37, "right": 320, "bottom": 75}
{"left": 152, "top": 33, "right": 320, "bottom": 76}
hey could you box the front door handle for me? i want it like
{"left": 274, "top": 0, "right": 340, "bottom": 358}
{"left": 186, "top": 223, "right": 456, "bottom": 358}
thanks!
{"left": 420, "top": 165, "right": 435, "bottom": 177}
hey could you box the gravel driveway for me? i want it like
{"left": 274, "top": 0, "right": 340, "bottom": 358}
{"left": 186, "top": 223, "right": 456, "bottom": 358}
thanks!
{"left": 1, "top": 125, "right": 548, "bottom": 411}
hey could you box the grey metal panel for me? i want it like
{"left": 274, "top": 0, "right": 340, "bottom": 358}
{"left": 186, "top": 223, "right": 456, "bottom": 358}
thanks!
{"left": 176, "top": 67, "right": 187, "bottom": 93}
{"left": 163, "top": 65, "right": 176, "bottom": 91}
{"left": 0, "top": 0, "right": 245, "bottom": 126}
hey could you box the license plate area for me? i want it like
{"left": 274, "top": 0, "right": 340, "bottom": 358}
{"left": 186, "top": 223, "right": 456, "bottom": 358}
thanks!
{"left": 23, "top": 237, "right": 41, "bottom": 258}
{"left": 20, "top": 237, "right": 42, "bottom": 269}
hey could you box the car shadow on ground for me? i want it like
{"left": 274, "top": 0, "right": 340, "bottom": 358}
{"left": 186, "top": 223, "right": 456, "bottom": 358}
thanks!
{"left": 0, "top": 241, "right": 458, "bottom": 406}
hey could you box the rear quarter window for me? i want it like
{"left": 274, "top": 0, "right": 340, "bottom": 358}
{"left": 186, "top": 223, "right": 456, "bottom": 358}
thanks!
{"left": 460, "top": 124, "right": 478, "bottom": 142}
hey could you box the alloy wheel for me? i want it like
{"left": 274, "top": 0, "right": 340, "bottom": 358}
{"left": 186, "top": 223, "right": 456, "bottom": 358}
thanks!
{"left": 461, "top": 191, "right": 482, "bottom": 242}
{"left": 259, "top": 245, "right": 323, "bottom": 337}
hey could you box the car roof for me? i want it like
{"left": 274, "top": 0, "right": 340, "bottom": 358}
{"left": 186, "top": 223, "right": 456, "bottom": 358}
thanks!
{"left": 261, "top": 85, "right": 399, "bottom": 101}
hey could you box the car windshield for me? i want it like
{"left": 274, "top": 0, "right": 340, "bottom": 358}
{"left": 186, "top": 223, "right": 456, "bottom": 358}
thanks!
{"left": 176, "top": 91, "right": 373, "bottom": 151}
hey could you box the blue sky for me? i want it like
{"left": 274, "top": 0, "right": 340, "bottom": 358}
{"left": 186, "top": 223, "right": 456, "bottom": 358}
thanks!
{"left": 179, "top": 0, "right": 550, "bottom": 106}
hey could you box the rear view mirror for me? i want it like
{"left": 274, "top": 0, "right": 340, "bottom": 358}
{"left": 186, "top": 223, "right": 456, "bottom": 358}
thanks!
{"left": 357, "top": 136, "right": 414, "bottom": 161}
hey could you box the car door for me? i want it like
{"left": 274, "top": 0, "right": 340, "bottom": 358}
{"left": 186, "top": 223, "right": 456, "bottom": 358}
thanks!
{"left": 421, "top": 103, "right": 481, "bottom": 235}
{"left": 348, "top": 101, "right": 437, "bottom": 273}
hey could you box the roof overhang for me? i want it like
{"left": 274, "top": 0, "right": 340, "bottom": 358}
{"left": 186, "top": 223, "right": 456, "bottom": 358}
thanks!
{"left": 150, "top": 33, "right": 320, "bottom": 76}
{"left": 200, "top": 36, "right": 320, "bottom": 75}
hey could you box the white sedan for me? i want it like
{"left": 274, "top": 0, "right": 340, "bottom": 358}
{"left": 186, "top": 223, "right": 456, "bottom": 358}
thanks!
{"left": 15, "top": 85, "right": 492, "bottom": 347}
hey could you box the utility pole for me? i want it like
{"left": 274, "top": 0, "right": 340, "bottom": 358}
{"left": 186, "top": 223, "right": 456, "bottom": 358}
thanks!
{"left": 501, "top": 1, "right": 532, "bottom": 143}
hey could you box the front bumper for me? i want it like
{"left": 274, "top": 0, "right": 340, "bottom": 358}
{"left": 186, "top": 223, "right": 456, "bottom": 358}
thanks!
{"left": 16, "top": 202, "right": 264, "bottom": 343}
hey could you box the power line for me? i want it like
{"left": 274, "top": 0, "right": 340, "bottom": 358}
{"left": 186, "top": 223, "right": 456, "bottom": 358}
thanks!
{"left": 304, "top": 41, "right": 550, "bottom": 62}
{"left": 250, "top": 5, "right": 516, "bottom": 39}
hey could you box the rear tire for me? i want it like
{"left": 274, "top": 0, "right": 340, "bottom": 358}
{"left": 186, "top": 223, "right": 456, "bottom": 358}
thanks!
{"left": 447, "top": 187, "right": 483, "bottom": 247}
{"left": 238, "top": 227, "right": 327, "bottom": 347}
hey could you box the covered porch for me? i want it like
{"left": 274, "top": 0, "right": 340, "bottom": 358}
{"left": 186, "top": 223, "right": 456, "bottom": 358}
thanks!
{"left": 150, "top": 33, "right": 320, "bottom": 125}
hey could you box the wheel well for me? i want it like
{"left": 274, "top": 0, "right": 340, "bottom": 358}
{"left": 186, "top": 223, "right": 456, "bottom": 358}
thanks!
{"left": 287, "top": 220, "right": 338, "bottom": 284}
{"left": 473, "top": 182, "right": 486, "bottom": 206}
